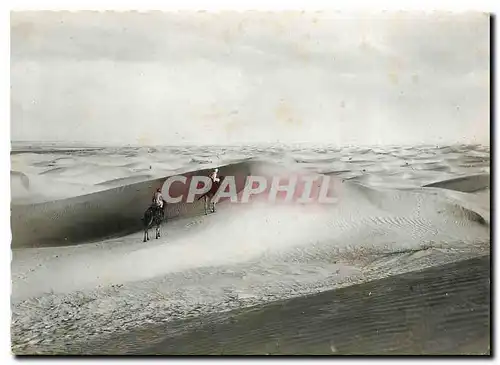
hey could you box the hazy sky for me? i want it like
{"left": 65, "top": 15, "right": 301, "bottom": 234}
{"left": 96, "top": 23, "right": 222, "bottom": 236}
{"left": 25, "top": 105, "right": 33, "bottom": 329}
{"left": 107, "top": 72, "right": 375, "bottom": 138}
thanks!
{"left": 11, "top": 11, "right": 490, "bottom": 146}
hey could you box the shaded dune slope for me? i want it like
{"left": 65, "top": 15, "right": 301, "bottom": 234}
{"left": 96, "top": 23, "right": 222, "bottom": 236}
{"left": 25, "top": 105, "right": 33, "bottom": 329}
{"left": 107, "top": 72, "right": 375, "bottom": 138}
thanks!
{"left": 423, "top": 173, "right": 490, "bottom": 192}
{"left": 11, "top": 162, "right": 252, "bottom": 248}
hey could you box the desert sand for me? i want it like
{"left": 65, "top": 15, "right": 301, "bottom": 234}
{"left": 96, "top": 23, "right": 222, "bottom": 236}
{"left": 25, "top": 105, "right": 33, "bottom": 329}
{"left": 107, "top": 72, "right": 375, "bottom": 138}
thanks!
{"left": 10, "top": 143, "right": 490, "bottom": 354}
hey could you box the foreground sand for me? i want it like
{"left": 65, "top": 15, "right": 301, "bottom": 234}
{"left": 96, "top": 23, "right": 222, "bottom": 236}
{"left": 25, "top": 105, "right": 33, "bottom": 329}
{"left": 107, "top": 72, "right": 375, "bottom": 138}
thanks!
{"left": 50, "top": 255, "right": 490, "bottom": 355}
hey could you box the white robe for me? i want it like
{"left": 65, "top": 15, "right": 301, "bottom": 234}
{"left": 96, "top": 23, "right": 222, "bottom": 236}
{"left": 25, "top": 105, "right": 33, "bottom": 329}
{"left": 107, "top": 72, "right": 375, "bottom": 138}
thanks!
{"left": 210, "top": 171, "right": 220, "bottom": 183}
{"left": 153, "top": 192, "right": 164, "bottom": 208}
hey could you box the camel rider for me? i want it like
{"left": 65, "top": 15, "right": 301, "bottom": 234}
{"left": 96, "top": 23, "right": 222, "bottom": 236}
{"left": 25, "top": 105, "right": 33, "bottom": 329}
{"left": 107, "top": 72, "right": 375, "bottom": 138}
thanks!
{"left": 210, "top": 168, "right": 220, "bottom": 183}
{"left": 152, "top": 188, "right": 164, "bottom": 210}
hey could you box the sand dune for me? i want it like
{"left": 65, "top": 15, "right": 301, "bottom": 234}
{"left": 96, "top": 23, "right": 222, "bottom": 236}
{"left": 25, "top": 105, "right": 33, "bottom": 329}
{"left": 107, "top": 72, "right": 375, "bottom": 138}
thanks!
{"left": 11, "top": 160, "right": 490, "bottom": 299}
{"left": 10, "top": 161, "right": 252, "bottom": 248}
{"left": 75, "top": 256, "right": 489, "bottom": 355}
{"left": 10, "top": 144, "right": 490, "bottom": 355}
{"left": 423, "top": 173, "right": 489, "bottom": 192}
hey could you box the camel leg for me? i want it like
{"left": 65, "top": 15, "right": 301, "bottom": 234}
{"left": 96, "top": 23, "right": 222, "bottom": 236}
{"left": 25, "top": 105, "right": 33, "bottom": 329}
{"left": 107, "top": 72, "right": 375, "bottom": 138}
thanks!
{"left": 143, "top": 230, "right": 147, "bottom": 242}
{"left": 204, "top": 196, "right": 208, "bottom": 215}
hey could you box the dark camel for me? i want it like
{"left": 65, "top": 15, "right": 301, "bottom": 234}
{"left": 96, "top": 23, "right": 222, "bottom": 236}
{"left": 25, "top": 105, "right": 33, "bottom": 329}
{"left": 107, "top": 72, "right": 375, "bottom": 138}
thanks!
{"left": 142, "top": 199, "right": 166, "bottom": 242}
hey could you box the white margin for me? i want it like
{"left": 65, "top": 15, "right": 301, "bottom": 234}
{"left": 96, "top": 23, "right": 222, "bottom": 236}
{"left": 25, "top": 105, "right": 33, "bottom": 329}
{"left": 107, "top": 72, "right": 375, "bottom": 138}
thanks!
{"left": 2, "top": 1, "right": 496, "bottom": 364}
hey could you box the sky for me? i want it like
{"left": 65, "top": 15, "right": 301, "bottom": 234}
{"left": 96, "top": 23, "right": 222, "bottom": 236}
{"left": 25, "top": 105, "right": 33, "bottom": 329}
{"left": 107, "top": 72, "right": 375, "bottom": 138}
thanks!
{"left": 10, "top": 11, "right": 490, "bottom": 146}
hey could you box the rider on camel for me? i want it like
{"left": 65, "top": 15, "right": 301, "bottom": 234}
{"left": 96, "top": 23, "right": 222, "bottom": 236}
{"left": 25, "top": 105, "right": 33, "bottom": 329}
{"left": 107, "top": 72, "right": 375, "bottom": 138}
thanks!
{"left": 152, "top": 188, "right": 164, "bottom": 211}
{"left": 210, "top": 168, "right": 220, "bottom": 183}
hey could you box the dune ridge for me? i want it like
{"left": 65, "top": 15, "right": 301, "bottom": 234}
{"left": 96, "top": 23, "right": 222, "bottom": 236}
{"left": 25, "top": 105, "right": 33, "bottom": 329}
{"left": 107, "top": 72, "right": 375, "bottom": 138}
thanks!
{"left": 11, "top": 160, "right": 490, "bottom": 255}
{"left": 10, "top": 161, "right": 252, "bottom": 248}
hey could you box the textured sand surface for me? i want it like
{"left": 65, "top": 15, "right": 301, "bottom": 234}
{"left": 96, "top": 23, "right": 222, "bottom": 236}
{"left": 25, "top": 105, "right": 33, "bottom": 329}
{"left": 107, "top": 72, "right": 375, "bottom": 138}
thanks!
{"left": 10, "top": 143, "right": 490, "bottom": 354}
{"left": 79, "top": 255, "right": 490, "bottom": 355}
